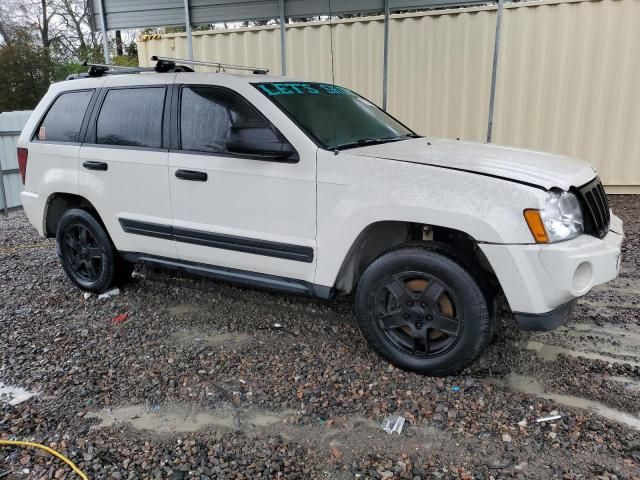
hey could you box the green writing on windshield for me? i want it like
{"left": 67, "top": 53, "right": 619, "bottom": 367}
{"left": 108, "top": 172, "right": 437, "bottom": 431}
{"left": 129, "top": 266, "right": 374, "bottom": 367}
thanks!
{"left": 256, "top": 83, "right": 353, "bottom": 96}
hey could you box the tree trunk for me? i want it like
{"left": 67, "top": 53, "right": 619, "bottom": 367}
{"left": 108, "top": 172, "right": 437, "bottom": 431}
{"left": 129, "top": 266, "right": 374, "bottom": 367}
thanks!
{"left": 41, "top": 0, "right": 50, "bottom": 47}
{"left": 115, "top": 30, "right": 123, "bottom": 56}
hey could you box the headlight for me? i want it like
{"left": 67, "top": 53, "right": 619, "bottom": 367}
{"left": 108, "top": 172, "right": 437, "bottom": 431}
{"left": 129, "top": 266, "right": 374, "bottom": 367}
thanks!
{"left": 524, "top": 191, "right": 583, "bottom": 243}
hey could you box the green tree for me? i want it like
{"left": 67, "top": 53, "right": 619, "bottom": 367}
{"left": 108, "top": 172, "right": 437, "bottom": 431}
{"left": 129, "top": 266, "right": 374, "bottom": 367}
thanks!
{"left": 0, "top": 30, "right": 73, "bottom": 112}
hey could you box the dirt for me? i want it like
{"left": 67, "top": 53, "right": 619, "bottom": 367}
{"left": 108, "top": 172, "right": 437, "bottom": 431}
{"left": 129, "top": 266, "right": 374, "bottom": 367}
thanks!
{"left": 0, "top": 195, "right": 639, "bottom": 479}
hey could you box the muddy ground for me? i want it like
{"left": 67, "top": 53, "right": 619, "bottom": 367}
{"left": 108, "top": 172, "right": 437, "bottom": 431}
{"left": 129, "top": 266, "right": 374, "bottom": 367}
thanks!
{"left": 1, "top": 195, "right": 639, "bottom": 479}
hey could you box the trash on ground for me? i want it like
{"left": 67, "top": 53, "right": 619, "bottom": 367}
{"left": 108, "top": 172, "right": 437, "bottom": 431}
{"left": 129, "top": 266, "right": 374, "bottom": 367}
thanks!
{"left": 381, "top": 415, "right": 405, "bottom": 434}
{"left": 451, "top": 386, "right": 461, "bottom": 392}
{"left": 98, "top": 288, "right": 120, "bottom": 300}
{"left": 131, "top": 271, "right": 145, "bottom": 278}
{"left": 273, "top": 323, "right": 284, "bottom": 329}
{"left": 0, "top": 383, "right": 35, "bottom": 406}
{"left": 330, "top": 445, "right": 343, "bottom": 461}
{"left": 536, "top": 414, "right": 562, "bottom": 423}
{"left": 112, "top": 313, "right": 129, "bottom": 324}
{"left": 83, "top": 292, "right": 91, "bottom": 300}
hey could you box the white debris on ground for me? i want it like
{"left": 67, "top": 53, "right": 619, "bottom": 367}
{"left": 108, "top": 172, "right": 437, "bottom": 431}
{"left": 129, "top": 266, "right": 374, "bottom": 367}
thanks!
{"left": 98, "top": 288, "right": 120, "bottom": 300}
{"left": 0, "top": 382, "right": 35, "bottom": 406}
{"left": 536, "top": 413, "right": 563, "bottom": 423}
{"left": 381, "top": 415, "right": 405, "bottom": 434}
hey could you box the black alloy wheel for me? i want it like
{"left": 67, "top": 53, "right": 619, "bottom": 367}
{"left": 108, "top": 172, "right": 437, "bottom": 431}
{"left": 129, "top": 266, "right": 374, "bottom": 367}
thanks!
{"left": 60, "top": 223, "right": 104, "bottom": 282}
{"left": 56, "top": 208, "right": 128, "bottom": 292}
{"left": 355, "top": 246, "right": 492, "bottom": 375}
{"left": 374, "top": 272, "right": 463, "bottom": 358}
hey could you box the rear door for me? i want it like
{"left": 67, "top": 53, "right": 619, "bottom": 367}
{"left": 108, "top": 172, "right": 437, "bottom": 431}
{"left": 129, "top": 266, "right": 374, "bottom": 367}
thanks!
{"left": 168, "top": 81, "right": 317, "bottom": 284}
{"left": 27, "top": 88, "right": 97, "bottom": 201}
{"left": 78, "top": 76, "right": 177, "bottom": 259}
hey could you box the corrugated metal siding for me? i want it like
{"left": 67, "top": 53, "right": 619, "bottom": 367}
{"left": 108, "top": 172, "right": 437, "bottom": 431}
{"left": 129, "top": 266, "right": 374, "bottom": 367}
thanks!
{"left": 138, "top": 0, "right": 640, "bottom": 188}
{"left": 387, "top": 9, "right": 496, "bottom": 141}
{"left": 0, "top": 111, "right": 31, "bottom": 211}
{"left": 94, "top": 0, "right": 489, "bottom": 30}
{"left": 493, "top": 0, "right": 640, "bottom": 188}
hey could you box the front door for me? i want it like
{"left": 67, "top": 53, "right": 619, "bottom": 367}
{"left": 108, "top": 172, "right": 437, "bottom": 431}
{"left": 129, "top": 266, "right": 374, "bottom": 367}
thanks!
{"left": 168, "top": 84, "right": 317, "bottom": 283}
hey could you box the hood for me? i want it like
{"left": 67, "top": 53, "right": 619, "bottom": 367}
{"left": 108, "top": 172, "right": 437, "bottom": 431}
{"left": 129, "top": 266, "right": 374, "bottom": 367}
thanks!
{"left": 348, "top": 138, "right": 597, "bottom": 190}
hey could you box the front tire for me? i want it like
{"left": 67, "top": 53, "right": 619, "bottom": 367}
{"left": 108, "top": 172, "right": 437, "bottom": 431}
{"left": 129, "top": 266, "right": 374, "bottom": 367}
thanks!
{"left": 56, "top": 208, "right": 122, "bottom": 293}
{"left": 354, "top": 246, "right": 491, "bottom": 375}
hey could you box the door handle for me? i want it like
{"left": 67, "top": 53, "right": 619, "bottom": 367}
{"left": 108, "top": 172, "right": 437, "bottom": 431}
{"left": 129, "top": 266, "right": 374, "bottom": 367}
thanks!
{"left": 175, "top": 169, "right": 207, "bottom": 181}
{"left": 83, "top": 161, "right": 108, "bottom": 171}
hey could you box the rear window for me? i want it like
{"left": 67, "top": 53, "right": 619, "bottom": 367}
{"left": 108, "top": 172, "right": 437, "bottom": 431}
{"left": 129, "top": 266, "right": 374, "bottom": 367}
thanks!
{"left": 96, "top": 87, "right": 165, "bottom": 148}
{"left": 36, "top": 90, "right": 93, "bottom": 143}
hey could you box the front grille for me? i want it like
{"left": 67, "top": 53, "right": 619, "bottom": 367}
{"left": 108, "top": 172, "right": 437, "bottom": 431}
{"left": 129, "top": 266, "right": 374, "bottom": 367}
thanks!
{"left": 575, "top": 177, "right": 610, "bottom": 239}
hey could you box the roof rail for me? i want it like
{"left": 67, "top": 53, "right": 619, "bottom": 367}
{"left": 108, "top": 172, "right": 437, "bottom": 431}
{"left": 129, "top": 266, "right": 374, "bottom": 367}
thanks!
{"left": 151, "top": 56, "right": 269, "bottom": 74}
{"left": 65, "top": 60, "right": 194, "bottom": 80}
{"left": 64, "top": 56, "right": 269, "bottom": 81}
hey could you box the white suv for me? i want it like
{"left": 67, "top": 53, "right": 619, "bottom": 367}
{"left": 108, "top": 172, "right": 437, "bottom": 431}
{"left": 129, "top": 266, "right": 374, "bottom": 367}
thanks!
{"left": 17, "top": 59, "right": 623, "bottom": 375}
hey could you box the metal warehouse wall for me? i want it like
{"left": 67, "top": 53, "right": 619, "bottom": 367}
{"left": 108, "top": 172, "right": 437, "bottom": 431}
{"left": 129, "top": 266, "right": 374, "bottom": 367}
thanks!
{"left": 0, "top": 111, "right": 31, "bottom": 213}
{"left": 137, "top": 0, "right": 640, "bottom": 191}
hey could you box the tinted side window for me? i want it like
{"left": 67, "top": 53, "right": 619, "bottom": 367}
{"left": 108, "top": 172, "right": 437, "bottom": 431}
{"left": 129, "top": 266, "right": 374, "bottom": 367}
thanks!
{"left": 96, "top": 87, "right": 165, "bottom": 148}
{"left": 37, "top": 90, "right": 93, "bottom": 143}
{"left": 180, "top": 86, "right": 269, "bottom": 153}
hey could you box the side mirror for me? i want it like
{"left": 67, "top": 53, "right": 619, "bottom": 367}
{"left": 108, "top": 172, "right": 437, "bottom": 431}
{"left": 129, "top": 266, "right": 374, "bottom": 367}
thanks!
{"left": 226, "top": 126, "right": 296, "bottom": 160}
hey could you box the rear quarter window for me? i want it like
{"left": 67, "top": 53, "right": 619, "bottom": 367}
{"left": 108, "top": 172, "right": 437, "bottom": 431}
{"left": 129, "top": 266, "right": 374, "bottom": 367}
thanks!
{"left": 96, "top": 87, "right": 166, "bottom": 148}
{"left": 35, "top": 90, "right": 93, "bottom": 143}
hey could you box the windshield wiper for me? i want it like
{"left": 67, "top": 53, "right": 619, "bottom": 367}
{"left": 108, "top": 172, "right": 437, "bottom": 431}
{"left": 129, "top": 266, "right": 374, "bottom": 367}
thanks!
{"left": 334, "top": 133, "right": 420, "bottom": 151}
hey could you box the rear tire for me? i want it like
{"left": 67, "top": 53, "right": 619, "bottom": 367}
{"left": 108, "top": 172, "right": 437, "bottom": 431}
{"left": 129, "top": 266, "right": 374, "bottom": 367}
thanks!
{"left": 56, "top": 208, "right": 127, "bottom": 293}
{"left": 354, "top": 246, "right": 491, "bottom": 375}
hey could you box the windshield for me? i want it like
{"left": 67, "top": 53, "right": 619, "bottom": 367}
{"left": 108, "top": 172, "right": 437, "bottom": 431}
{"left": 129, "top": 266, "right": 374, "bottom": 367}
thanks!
{"left": 253, "top": 82, "right": 417, "bottom": 150}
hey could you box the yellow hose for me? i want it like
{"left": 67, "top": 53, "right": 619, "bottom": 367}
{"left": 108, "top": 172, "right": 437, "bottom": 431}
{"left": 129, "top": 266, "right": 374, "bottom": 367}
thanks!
{"left": 0, "top": 440, "right": 89, "bottom": 480}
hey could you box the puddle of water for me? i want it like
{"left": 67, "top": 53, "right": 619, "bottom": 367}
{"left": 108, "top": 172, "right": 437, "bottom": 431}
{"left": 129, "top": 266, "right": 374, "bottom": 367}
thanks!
{"left": 87, "top": 405, "right": 291, "bottom": 433}
{"left": 522, "top": 340, "right": 640, "bottom": 368}
{"left": 602, "top": 375, "right": 640, "bottom": 393}
{"left": 493, "top": 374, "right": 640, "bottom": 431}
{"left": 0, "top": 382, "right": 35, "bottom": 406}
{"left": 174, "top": 329, "right": 251, "bottom": 347}
{"left": 580, "top": 299, "right": 640, "bottom": 309}
{"left": 569, "top": 322, "right": 640, "bottom": 344}
{"left": 590, "top": 282, "right": 640, "bottom": 297}
{"left": 168, "top": 304, "right": 201, "bottom": 315}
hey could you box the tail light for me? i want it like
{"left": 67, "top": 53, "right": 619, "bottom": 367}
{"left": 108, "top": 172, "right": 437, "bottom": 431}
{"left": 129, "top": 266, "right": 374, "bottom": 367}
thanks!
{"left": 17, "top": 148, "right": 28, "bottom": 184}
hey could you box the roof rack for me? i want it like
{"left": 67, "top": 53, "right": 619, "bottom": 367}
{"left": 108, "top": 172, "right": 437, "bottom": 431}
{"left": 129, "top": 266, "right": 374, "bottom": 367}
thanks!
{"left": 66, "top": 60, "right": 195, "bottom": 80}
{"left": 151, "top": 56, "right": 269, "bottom": 74}
{"left": 65, "top": 56, "right": 269, "bottom": 80}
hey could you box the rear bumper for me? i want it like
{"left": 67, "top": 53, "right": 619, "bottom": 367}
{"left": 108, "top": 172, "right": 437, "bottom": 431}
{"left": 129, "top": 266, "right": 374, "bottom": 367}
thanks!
{"left": 20, "top": 191, "right": 45, "bottom": 236}
{"left": 480, "top": 214, "right": 623, "bottom": 319}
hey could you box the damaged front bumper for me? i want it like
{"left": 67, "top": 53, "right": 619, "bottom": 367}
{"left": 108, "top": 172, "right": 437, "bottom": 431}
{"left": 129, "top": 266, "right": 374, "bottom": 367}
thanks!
{"left": 480, "top": 214, "right": 623, "bottom": 330}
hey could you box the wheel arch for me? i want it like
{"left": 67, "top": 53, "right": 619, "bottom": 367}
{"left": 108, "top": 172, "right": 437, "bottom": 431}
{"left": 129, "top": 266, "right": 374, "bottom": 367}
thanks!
{"left": 44, "top": 193, "right": 103, "bottom": 238}
{"left": 333, "top": 220, "right": 503, "bottom": 301}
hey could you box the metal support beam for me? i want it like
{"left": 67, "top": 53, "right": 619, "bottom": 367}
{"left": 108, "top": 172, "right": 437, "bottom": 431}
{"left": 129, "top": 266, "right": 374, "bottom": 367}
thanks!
{"left": 98, "top": 0, "right": 110, "bottom": 63}
{"left": 0, "top": 161, "right": 7, "bottom": 218}
{"left": 486, "top": 0, "right": 504, "bottom": 143}
{"left": 279, "top": 0, "right": 287, "bottom": 75}
{"left": 382, "top": 0, "right": 390, "bottom": 110}
{"left": 184, "top": 0, "right": 194, "bottom": 60}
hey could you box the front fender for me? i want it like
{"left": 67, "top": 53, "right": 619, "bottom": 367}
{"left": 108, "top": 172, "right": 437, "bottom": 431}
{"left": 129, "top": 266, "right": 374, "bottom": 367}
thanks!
{"left": 314, "top": 150, "right": 546, "bottom": 288}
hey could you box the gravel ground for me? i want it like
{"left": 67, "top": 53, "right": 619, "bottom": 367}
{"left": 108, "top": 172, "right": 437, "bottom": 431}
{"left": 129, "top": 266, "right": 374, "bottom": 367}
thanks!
{"left": 1, "top": 196, "right": 639, "bottom": 480}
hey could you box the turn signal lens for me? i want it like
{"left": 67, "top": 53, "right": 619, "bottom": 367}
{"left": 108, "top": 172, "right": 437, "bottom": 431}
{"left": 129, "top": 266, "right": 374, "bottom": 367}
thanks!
{"left": 524, "top": 209, "right": 549, "bottom": 244}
